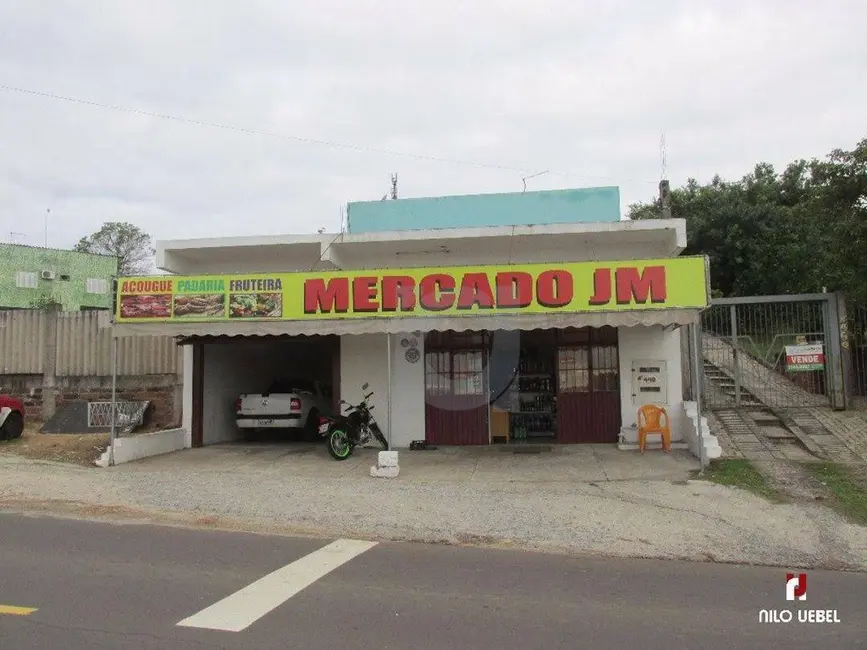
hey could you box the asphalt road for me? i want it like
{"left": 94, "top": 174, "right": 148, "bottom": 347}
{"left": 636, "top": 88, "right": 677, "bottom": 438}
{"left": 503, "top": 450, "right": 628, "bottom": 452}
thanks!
{"left": 0, "top": 512, "right": 864, "bottom": 649}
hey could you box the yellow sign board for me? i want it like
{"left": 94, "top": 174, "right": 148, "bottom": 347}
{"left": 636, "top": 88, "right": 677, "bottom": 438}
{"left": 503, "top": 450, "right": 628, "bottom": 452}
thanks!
{"left": 114, "top": 256, "right": 709, "bottom": 323}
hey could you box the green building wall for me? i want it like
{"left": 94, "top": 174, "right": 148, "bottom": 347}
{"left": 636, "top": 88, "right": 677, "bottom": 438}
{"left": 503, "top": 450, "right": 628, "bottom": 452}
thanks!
{"left": 0, "top": 244, "right": 119, "bottom": 310}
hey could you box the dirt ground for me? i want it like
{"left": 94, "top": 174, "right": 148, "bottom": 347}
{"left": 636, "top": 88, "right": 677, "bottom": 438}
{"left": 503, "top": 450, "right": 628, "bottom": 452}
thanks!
{"left": 0, "top": 424, "right": 109, "bottom": 466}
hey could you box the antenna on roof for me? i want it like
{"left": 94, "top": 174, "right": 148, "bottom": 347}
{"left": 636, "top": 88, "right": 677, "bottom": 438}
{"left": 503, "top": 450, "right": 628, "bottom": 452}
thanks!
{"left": 521, "top": 170, "right": 549, "bottom": 192}
{"left": 659, "top": 133, "right": 671, "bottom": 219}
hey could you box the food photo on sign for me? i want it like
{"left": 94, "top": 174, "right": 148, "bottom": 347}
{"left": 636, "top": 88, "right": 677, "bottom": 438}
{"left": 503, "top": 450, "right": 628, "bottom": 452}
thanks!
{"left": 228, "top": 293, "right": 283, "bottom": 318}
{"left": 173, "top": 294, "right": 226, "bottom": 318}
{"left": 119, "top": 294, "right": 171, "bottom": 319}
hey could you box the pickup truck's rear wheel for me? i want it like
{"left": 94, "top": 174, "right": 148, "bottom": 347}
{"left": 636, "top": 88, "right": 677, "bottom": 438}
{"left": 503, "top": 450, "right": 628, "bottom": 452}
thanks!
{"left": 303, "top": 409, "right": 320, "bottom": 442}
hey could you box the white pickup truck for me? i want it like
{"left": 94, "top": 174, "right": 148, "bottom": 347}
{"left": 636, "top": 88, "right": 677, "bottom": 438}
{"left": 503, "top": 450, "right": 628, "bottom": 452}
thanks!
{"left": 235, "top": 378, "right": 333, "bottom": 438}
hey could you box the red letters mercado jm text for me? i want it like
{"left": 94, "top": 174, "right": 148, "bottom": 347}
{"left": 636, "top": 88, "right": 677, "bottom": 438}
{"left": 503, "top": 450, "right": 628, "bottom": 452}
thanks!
{"left": 302, "top": 266, "right": 668, "bottom": 315}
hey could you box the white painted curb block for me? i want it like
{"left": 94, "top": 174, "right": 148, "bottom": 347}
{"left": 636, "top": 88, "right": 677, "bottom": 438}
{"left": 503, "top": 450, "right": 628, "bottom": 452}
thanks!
{"left": 370, "top": 465, "right": 399, "bottom": 478}
{"left": 370, "top": 450, "right": 399, "bottom": 478}
{"left": 378, "top": 451, "right": 399, "bottom": 467}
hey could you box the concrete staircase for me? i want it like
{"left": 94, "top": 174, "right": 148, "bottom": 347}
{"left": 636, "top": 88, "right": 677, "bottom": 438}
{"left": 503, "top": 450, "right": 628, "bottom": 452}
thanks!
{"left": 702, "top": 360, "right": 764, "bottom": 408}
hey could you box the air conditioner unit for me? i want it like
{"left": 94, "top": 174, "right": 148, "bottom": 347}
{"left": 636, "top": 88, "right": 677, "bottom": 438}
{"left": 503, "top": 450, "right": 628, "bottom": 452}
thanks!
{"left": 41, "top": 270, "right": 56, "bottom": 280}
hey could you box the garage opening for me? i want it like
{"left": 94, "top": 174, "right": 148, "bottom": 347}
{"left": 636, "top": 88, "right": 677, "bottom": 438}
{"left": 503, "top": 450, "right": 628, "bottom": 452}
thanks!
{"left": 188, "top": 335, "right": 340, "bottom": 446}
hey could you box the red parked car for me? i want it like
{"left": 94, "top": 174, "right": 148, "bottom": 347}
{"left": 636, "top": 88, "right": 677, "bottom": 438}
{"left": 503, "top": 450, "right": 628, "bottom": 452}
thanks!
{"left": 0, "top": 395, "right": 25, "bottom": 441}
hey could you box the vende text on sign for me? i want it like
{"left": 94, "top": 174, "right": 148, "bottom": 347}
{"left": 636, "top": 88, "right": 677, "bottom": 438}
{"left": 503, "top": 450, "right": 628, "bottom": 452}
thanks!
{"left": 785, "top": 343, "right": 825, "bottom": 372}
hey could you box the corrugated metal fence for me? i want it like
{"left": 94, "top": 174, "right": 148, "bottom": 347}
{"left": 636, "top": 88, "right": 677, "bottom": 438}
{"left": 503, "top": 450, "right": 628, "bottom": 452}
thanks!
{"left": 0, "top": 310, "right": 180, "bottom": 376}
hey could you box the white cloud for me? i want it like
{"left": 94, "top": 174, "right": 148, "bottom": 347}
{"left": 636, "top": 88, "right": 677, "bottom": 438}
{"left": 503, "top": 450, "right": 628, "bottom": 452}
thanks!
{"left": 0, "top": 0, "right": 864, "bottom": 247}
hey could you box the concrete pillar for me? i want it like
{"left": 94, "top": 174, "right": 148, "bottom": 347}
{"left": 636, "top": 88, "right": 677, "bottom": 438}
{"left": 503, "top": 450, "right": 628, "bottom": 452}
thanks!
{"left": 172, "top": 344, "right": 184, "bottom": 427}
{"left": 41, "top": 306, "right": 59, "bottom": 421}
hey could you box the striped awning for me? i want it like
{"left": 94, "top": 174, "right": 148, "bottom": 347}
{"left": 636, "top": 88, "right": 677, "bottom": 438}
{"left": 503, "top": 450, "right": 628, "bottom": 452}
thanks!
{"left": 111, "top": 308, "right": 700, "bottom": 338}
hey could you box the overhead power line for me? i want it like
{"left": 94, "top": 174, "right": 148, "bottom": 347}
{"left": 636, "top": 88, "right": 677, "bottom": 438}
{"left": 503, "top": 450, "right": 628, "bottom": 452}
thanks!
{"left": 0, "top": 83, "right": 657, "bottom": 185}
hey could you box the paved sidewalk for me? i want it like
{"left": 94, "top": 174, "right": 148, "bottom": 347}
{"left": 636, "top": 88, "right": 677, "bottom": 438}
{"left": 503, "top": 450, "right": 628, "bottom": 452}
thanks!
{"left": 708, "top": 409, "right": 817, "bottom": 462}
{"left": 808, "top": 408, "right": 867, "bottom": 462}
{"left": 1, "top": 446, "right": 866, "bottom": 570}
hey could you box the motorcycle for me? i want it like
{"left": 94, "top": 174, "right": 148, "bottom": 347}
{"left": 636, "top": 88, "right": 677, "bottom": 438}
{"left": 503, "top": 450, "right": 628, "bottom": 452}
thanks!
{"left": 317, "top": 383, "right": 389, "bottom": 460}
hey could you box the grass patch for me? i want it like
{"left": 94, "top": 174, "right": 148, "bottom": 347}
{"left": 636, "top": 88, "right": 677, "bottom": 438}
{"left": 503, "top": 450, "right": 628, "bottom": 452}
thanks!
{"left": 801, "top": 462, "right": 867, "bottom": 526}
{"left": 692, "top": 459, "right": 787, "bottom": 502}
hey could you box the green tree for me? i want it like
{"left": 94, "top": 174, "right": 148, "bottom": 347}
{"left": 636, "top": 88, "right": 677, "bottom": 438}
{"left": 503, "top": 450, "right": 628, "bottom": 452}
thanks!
{"left": 628, "top": 138, "right": 867, "bottom": 299}
{"left": 75, "top": 222, "right": 154, "bottom": 276}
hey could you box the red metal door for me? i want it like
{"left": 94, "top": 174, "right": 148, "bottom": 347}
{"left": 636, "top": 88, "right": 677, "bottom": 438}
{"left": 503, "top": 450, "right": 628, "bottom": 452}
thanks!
{"left": 424, "top": 333, "right": 489, "bottom": 445}
{"left": 556, "top": 328, "right": 621, "bottom": 443}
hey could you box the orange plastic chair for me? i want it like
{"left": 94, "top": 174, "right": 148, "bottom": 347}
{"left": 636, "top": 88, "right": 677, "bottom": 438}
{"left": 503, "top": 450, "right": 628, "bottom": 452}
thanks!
{"left": 638, "top": 404, "right": 671, "bottom": 453}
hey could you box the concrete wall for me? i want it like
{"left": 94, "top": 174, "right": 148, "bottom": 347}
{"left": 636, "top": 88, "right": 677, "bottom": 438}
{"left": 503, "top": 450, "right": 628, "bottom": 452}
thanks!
{"left": 347, "top": 187, "right": 621, "bottom": 233}
{"left": 340, "top": 333, "right": 425, "bottom": 448}
{"left": 0, "top": 373, "right": 181, "bottom": 429}
{"left": 201, "top": 338, "right": 335, "bottom": 445}
{"left": 0, "top": 309, "right": 183, "bottom": 427}
{"left": 95, "top": 428, "right": 187, "bottom": 467}
{"left": 617, "top": 325, "right": 685, "bottom": 442}
{"left": 201, "top": 343, "right": 248, "bottom": 445}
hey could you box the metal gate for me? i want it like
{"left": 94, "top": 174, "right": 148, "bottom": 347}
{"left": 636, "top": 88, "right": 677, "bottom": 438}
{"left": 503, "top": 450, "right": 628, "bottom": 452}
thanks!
{"left": 700, "top": 294, "right": 844, "bottom": 410}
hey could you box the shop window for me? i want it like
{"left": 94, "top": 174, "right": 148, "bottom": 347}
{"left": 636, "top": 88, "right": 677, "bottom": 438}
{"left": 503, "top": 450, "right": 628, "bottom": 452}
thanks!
{"left": 425, "top": 350, "right": 484, "bottom": 396}
{"left": 591, "top": 345, "right": 620, "bottom": 392}
{"left": 558, "top": 348, "right": 590, "bottom": 392}
{"left": 452, "top": 350, "right": 484, "bottom": 396}
{"left": 425, "top": 351, "right": 451, "bottom": 396}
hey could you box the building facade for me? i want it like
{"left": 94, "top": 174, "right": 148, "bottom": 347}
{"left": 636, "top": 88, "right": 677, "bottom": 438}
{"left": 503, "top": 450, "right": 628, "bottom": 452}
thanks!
{"left": 113, "top": 188, "right": 720, "bottom": 458}
{"left": 0, "top": 243, "right": 118, "bottom": 310}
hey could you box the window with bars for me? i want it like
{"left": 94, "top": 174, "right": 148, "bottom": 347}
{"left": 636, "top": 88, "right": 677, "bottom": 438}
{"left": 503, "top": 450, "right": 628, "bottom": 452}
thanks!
{"left": 558, "top": 348, "right": 590, "bottom": 392}
{"left": 425, "top": 349, "right": 485, "bottom": 396}
{"left": 591, "top": 345, "right": 619, "bottom": 392}
{"left": 558, "top": 344, "right": 619, "bottom": 393}
{"left": 425, "top": 351, "right": 451, "bottom": 396}
{"left": 453, "top": 350, "right": 484, "bottom": 395}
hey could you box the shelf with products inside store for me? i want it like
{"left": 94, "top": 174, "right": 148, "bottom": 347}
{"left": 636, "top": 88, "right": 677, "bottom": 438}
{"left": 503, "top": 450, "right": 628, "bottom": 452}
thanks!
{"left": 509, "top": 358, "right": 557, "bottom": 442}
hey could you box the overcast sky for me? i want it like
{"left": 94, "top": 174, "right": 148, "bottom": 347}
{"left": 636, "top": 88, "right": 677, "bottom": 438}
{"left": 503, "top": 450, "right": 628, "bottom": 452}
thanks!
{"left": 1, "top": 0, "right": 864, "bottom": 250}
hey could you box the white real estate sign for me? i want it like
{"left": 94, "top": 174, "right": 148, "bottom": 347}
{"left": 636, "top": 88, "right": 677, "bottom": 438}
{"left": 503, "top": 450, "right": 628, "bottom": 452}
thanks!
{"left": 784, "top": 343, "right": 825, "bottom": 372}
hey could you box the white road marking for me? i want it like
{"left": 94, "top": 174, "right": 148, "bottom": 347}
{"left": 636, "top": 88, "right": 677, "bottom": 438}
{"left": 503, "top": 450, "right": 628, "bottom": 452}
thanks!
{"left": 177, "top": 538, "right": 377, "bottom": 632}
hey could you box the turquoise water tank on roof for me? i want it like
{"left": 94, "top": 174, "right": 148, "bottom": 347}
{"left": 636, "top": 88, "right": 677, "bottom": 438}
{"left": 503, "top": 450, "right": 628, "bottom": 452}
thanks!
{"left": 346, "top": 186, "right": 621, "bottom": 233}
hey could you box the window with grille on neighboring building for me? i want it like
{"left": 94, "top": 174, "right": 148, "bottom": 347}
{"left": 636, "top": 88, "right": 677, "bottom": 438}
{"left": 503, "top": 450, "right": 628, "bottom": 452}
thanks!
{"left": 14, "top": 271, "right": 38, "bottom": 289}
{"left": 86, "top": 278, "right": 109, "bottom": 294}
